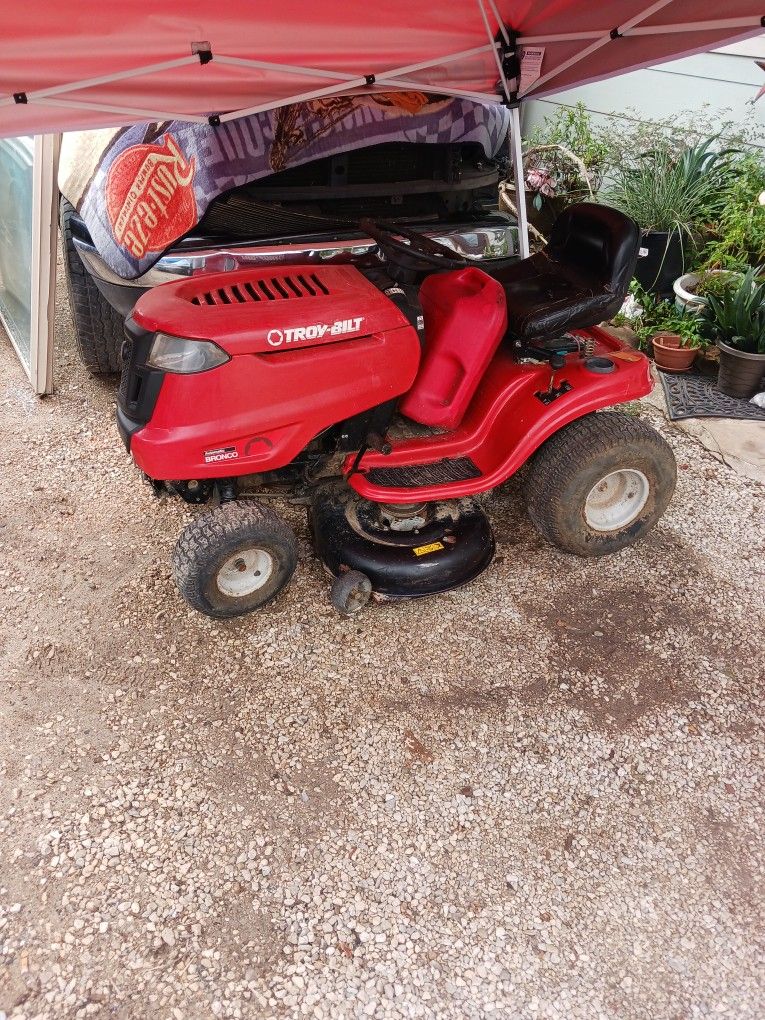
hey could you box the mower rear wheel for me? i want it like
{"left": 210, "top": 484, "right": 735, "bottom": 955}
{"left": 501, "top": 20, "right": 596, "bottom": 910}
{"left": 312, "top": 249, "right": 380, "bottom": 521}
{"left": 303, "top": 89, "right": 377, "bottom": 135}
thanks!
{"left": 172, "top": 500, "right": 298, "bottom": 618}
{"left": 525, "top": 411, "right": 676, "bottom": 557}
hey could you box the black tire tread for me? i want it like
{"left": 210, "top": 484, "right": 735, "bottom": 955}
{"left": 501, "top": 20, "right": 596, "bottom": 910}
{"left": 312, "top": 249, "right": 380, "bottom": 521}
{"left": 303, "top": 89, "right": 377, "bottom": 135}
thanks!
{"left": 172, "top": 500, "right": 298, "bottom": 618}
{"left": 330, "top": 570, "right": 372, "bottom": 616}
{"left": 526, "top": 411, "right": 676, "bottom": 555}
{"left": 60, "top": 196, "right": 124, "bottom": 375}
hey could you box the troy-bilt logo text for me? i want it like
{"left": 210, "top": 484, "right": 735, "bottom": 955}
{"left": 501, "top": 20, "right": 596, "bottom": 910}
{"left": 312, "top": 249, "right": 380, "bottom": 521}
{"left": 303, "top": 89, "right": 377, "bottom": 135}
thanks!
{"left": 106, "top": 135, "right": 197, "bottom": 260}
{"left": 267, "top": 317, "right": 364, "bottom": 347}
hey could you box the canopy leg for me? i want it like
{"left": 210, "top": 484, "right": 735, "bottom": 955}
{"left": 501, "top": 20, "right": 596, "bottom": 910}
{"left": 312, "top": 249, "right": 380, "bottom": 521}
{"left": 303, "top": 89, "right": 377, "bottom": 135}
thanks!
{"left": 508, "top": 104, "right": 530, "bottom": 259}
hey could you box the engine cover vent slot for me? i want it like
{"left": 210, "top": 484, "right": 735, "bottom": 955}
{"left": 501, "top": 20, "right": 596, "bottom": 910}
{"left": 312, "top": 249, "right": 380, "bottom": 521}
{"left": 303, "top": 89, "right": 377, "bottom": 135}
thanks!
{"left": 189, "top": 272, "right": 330, "bottom": 306}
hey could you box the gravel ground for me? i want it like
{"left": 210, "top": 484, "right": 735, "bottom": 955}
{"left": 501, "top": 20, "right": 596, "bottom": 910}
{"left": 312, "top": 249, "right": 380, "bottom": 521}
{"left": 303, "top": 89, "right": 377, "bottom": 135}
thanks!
{"left": 1, "top": 260, "right": 764, "bottom": 1019}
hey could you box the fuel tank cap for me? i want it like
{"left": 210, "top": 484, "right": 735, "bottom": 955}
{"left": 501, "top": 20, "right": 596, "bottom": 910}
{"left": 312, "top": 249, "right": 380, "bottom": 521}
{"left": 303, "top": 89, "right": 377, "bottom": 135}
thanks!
{"left": 584, "top": 356, "right": 616, "bottom": 374}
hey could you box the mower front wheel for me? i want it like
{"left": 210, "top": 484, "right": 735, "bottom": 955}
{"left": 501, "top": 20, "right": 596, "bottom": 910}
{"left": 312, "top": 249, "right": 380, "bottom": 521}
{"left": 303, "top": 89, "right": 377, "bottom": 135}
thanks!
{"left": 331, "top": 570, "right": 373, "bottom": 617}
{"left": 172, "top": 500, "right": 298, "bottom": 618}
{"left": 525, "top": 411, "right": 676, "bottom": 557}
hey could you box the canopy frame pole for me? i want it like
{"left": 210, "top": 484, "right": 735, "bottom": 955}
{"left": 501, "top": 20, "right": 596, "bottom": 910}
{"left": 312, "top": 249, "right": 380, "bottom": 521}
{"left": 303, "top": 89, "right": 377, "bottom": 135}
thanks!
{"left": 218, "top": 78, "right": 501, "bottom": 124}
{"left": 371, "top": 79, "right": 502, "bottom": 102}
{"left": 486, "top": 0, "right": 510, "bottom": 45}
{"left": 0, "top": 55, "right": 200, "bottom": 107}
{"left": 2, "top": 42, "right": 504, "bottom": 124}
{"left": 517, "top": 17, "right": 764, "bottom": 46}
{"left": 473, "top": 0, "right": 528, "bottom": 259}
{"left": 508, "top": 104, "right": 530, "bottom": 260}
{"left": 1, "top": 41, "right": 502, "bottom": 118}
{"left": 3, "top": 12, "right": 763, "bottom": 117}
{"left": 216, "top": 45, "right": 509, "bottom": 120}
{"left": 520, "top": 0, "right": 675, "bottom": 98}
{"left": 476, "top": 0, "right": 514, "bottom": 102}
{"left": 34, "top": 96, "right": 210, "bottom": 123}
{"left": 219, "top": 77, "right": 371, "bottom": 122}
{"left": 216, "top": 43, "right": 497, "bottom": 82}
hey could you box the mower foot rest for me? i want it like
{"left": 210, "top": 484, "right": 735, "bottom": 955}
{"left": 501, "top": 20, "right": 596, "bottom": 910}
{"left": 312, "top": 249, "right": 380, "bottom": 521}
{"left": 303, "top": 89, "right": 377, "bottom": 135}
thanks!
{"left": 365, "top": 457, "right": 481, "bottom": 488}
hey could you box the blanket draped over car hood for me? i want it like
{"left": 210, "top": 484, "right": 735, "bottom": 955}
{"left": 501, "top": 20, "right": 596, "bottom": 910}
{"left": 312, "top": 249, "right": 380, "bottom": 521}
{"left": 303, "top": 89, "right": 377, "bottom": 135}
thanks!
{"left": 59, "top": 93, "right": 511, "bottom": 280}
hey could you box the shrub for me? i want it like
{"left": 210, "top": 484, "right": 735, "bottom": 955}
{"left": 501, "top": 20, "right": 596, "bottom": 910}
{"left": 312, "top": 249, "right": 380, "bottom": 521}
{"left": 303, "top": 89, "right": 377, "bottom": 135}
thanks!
{"left": 523, "top": 102, "right": 611, "bottom": 205}
{"left": 603, "top": 138, "right": 739, "bottom": 240}
{"left": 699, "top": 153, "right": 765, "bottom": 272}
{"left": 598, "top": 104, "right": 762, "bottom": 170}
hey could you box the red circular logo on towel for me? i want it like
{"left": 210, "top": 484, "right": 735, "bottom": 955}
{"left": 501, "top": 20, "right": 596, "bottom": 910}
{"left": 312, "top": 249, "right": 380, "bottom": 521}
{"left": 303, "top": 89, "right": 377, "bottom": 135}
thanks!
{"left": 105, "top": 134, "right": 197, "bottom": 260}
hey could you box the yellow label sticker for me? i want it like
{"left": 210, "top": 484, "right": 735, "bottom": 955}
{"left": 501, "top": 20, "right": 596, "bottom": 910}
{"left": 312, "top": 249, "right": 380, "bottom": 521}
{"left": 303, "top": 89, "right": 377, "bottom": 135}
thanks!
{"left": 413, "top": 541, "right": 445, "bottom": 557}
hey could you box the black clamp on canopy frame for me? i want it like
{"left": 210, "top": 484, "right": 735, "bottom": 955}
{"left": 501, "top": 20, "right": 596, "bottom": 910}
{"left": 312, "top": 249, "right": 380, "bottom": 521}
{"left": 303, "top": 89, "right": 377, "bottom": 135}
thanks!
{"left": 495, "top": 27, "right": 520, "bottom": 105}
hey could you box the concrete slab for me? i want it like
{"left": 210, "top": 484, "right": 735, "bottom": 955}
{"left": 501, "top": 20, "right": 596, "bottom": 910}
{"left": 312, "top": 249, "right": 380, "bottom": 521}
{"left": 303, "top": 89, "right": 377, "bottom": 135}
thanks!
{"left": 643, "top": 367, "right": 765, "bottom": 484}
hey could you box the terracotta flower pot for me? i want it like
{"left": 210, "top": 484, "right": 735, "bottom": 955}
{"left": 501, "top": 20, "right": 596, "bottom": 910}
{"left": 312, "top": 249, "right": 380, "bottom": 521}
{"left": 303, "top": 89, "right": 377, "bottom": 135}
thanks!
{"left": 651, "top": 332, "right": 697, "bottom": 373}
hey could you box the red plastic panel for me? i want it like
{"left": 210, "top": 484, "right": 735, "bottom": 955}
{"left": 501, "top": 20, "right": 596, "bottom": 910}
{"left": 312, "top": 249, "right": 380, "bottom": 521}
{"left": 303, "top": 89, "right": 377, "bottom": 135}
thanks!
{"left": 399, "top": 267, "right": 507, "bottom": 430}
{"left": 133, "top": 264, "right": 409, "bottom": 355}
{"left": 130, "top": 325, "right": 420, "bottom": 480}
{"left": 349, "top": 327, "right": 653, "bottom": 503}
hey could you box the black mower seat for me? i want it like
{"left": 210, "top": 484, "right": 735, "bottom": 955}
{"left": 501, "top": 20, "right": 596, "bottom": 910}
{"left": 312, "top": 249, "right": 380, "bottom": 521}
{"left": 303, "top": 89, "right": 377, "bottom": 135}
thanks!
{"left": 492, "top": 202, "right": 640, "bottom": 344}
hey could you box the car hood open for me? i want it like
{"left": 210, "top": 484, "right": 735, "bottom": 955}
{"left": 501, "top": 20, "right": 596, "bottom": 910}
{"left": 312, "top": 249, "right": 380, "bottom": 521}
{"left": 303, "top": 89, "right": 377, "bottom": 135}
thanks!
{"left": 58, "top": 94, "right": 511, "bottom": 280}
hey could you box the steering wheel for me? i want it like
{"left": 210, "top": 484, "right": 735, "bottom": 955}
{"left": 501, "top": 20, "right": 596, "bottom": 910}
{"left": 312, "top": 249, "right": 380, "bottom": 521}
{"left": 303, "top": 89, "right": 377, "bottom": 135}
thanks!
{"left": 359, "top": 218, "right": 469, "bottom": 272}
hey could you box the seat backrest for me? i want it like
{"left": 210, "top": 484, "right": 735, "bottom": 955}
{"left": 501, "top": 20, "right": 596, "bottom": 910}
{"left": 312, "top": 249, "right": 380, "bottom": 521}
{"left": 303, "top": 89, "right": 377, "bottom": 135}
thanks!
{"left": 546, "top": 202, "right": 640, "bottom": 296}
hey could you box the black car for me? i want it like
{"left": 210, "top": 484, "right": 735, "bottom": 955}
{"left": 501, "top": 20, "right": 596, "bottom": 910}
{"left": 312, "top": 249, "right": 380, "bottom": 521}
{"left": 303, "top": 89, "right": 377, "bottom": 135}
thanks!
{"left": 60, "top": 137, "right": 518, "bottom": 374}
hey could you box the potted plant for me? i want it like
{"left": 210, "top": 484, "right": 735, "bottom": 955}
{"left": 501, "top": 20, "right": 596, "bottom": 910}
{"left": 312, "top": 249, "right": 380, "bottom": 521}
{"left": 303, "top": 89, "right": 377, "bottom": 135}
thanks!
{"left": 702, "top": 266, "right": 765, "bottom": 398}
{"left": 612, "top": 282, "right": 706, "bottom": 371}
{"left": 651, "top": 306, "right": 706, "bottom": 372}
{"left": 673, "top": 268, "right": 741, "bottom": 313}
{"left": 651, "top": 332, "right": 699, "bottom": 373}
{"left": 605, "top": 139, "right": 738, "bottom": 298}
{"left": 511, "top": 103, "right": 610, "bottom": 236}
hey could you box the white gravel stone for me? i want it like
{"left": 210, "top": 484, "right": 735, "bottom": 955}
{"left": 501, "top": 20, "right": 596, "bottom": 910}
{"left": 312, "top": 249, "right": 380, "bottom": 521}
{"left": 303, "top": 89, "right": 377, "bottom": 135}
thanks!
{"left": 0, "top": 257, "right": 762, "bottom": 1019}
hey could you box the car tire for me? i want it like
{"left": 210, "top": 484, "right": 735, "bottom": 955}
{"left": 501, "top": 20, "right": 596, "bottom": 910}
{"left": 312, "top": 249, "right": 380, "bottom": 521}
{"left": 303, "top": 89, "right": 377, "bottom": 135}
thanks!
{"left": 60, "top": 196, "right": 125, "bottom": 375}
{"left": 172, "top": 500, "right": 299, "bottom": 619}
{"left": 525, "top": 411, "right": 677, "bottom": 557}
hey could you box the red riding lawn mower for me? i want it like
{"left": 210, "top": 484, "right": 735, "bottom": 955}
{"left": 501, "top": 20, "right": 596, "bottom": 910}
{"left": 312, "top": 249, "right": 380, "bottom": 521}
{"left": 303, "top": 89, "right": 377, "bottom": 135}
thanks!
{"left": 116, "top": 202, "right": 677, "bottom": 618}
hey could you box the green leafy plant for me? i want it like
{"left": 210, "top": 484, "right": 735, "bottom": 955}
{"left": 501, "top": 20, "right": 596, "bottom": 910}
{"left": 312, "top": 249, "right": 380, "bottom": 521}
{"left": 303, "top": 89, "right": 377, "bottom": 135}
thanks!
{"left": 701, "top": 266, "right": 765, "bottom": 354}
{"left": 699, "top": 153, "right": 765, "bottom": 273}
{"left": 616, "top": 281, "right": 707, "bottom": 351}
{"left": 524, "top": 103, "right": 610, "bottom": 206}
{"left": 604, "top": 138, "right": 739, "bottom": 242}
{"left": 691, "top": 269, "right": 741, "bottom": 300}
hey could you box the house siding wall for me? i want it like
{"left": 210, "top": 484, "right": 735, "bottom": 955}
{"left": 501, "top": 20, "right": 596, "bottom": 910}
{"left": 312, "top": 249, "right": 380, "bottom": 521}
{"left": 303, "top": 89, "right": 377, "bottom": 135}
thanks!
{"left": 522, "top": 40, "right": 765, "bottom": 152}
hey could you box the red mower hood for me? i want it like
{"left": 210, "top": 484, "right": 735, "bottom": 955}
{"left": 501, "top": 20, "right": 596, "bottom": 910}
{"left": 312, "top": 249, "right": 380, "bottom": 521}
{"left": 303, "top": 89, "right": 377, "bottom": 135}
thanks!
{"left": 132, "top": 265, "right": 412, "bottom": 355}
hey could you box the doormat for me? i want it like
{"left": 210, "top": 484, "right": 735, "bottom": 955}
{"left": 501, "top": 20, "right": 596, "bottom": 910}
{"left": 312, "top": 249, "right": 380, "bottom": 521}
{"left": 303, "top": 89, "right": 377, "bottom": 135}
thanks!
{"left": 659, "top": 370, "right": 765, "bottom": 422}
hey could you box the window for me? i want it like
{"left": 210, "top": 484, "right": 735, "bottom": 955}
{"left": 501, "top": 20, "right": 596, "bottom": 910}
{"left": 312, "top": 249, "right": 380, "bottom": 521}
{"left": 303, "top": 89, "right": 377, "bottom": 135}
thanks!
{"left": 0, "top": 134, "right": 59, "bottom": 394}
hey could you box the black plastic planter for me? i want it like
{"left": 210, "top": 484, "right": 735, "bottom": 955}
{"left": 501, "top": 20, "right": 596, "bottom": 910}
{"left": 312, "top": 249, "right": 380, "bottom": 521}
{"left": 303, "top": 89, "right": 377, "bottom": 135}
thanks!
{"left": 633, "top": 230, "right": 684, "bottom": 299}
{"left": 717, "top": 341, "right": 765, "bottom": 400}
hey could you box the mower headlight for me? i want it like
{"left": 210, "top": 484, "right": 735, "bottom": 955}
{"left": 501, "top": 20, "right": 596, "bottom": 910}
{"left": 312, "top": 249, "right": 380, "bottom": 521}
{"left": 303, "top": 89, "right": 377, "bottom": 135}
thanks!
{"left": 146, "top": 333, "right": 230, "bottom": 374}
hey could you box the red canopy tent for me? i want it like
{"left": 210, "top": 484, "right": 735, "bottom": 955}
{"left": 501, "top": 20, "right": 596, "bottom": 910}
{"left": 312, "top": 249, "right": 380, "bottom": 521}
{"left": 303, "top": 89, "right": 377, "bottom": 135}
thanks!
{"left": 2, "top": 0, "right": 761, "bottom": 264}
{"left": 0, "top": 1, "right": 762, "bottom": 393}
{"left": 1, "top": 1, "right": 762, "bottom": 137}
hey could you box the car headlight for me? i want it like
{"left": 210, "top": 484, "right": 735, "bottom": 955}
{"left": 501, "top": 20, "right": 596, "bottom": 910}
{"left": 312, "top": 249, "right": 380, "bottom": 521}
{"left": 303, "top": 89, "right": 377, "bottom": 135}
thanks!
{"left": 146, "top": 333, "right": 230, "bottom": 374}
